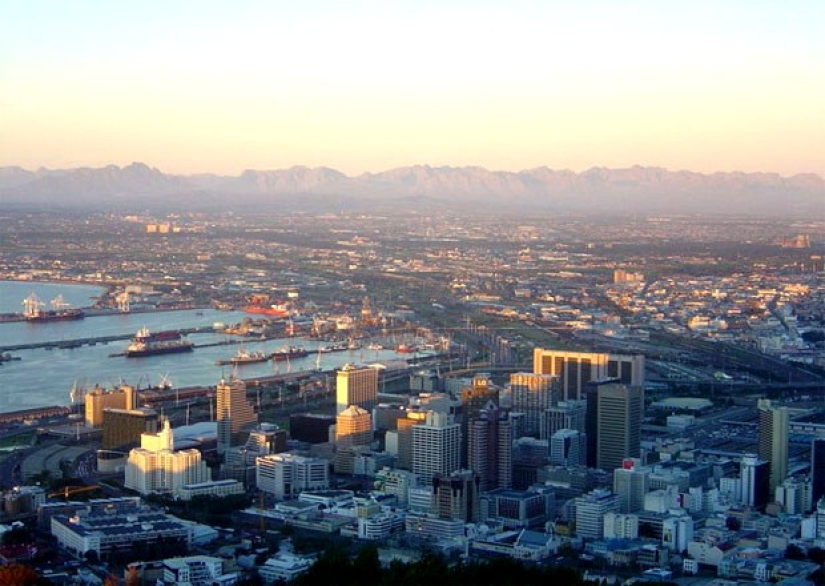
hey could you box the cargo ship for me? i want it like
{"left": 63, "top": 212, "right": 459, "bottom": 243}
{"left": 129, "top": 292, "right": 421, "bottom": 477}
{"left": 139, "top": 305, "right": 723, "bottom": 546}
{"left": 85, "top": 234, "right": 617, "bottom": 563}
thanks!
{"left": 241, "top": 294, "right": 291, "bottom": 317}
{"left": 125, "top": 327, "right": 194, "bottom": 358}
{"left": 22, "top": 293, "right": 85, "bottom": 322}
{"left": 271, "top": 346, "right": 309, "bottom": 361}
{"left": 216, "top": 348, "right": 271, "bottom": 366}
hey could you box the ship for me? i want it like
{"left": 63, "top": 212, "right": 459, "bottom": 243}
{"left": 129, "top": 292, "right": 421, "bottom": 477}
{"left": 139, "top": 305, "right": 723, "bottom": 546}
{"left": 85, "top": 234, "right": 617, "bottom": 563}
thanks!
{"left": 241, "top": 294, "right": 291, "bottom": 317}
{"left": 216, "top": 348, "right": 271, "bottom": 366}
{"left": 125, "top": 327, "right": 194, "bottom": 358}
{"left": 22, "top": 293, "right": 85, "bottom": 322}
{"left": 271, "top": 345, "right": 309, "bottom": 361}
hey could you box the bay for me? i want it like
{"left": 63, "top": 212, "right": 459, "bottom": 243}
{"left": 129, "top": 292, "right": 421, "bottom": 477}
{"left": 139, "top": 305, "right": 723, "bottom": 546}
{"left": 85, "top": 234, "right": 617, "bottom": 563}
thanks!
{"left": 0, "top": 281, "right": 409, "bottom": 414}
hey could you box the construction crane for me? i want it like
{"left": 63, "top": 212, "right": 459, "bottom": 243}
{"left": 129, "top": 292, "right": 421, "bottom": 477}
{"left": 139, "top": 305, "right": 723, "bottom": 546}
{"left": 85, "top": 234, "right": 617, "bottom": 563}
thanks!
{"left": 48, "top": 485, "right": 100, "bottom": 500}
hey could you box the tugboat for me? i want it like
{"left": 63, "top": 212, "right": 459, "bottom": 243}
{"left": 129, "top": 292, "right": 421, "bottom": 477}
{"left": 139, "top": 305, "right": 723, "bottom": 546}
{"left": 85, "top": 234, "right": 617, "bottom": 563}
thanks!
{"left": 22, "top": 293, "right": 85, "bottom": 322}
{"left": 216, "top": 348, "right": 271, "bottom": 366}
{"left": 125, "top": 327, "right": 194, "bottom": 357}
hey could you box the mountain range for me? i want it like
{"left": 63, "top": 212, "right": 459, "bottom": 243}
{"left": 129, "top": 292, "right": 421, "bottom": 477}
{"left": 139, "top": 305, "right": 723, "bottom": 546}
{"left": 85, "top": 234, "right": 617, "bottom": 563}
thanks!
{"left": 1, "top": 162, "right": 822, "bottom": 216}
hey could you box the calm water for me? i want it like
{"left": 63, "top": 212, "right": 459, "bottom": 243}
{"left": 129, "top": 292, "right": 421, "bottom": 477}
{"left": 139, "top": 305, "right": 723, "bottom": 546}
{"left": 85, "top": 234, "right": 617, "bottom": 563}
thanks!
{"left": 0, "top": 281, "right": 406, "bottom": 414}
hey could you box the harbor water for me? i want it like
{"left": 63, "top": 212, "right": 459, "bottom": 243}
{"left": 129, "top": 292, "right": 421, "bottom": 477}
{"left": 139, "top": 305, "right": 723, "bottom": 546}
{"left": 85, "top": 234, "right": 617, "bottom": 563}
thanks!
{"left": 0, "top": 281, "right": 408, "bottom": 414}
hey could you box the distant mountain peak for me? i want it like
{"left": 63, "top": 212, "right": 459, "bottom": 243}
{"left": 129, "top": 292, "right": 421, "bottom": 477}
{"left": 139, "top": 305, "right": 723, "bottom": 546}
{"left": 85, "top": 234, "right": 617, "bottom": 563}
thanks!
{"left": 0, "top": 162, "right": 821, "bottom": 215}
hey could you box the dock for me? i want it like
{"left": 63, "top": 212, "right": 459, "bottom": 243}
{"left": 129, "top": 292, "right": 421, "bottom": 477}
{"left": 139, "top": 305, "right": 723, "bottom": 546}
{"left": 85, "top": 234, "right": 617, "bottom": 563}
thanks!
{"left": 0, "top": 326, "right": 216, "bottom": 354}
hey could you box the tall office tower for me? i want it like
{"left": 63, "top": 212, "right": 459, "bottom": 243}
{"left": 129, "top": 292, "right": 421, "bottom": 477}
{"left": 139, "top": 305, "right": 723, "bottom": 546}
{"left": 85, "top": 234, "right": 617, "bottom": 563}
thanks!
{"left": 85, "top": 385, "right": 137, "bottom": 427}
{"left": 124, "top": 418, "right": 210, "bottom": 497}
{"left": 468, "top": 402, "right": 513, "bottom": 492}
{"left": 510, "top": 372, "right": 556, "bottom": 437}
{"left": 432, "top": 470, "right": 480, "bottom": 522}
{"left": 541, "top": 400, "right": 587, "bottom": 440}
{"left": 396, "top": 411, "right": 428, "bottom": 470}
{"left": 335, "top": 405, "right": 373, "bottom": 448}
{"left": 574, "top": 489, "right": 620, "bottom": 539}
{"left": 757, "top": 399, "right": 789, "bottom": 493}
{"left": 459, "top": 374, "right": 500, "bottom": 467}
{"left": 549, "top": 429, "right": 586, "bottom": 467}
{"left": 533, "top": 349, "right": 645, "bottom": 401}
{"left": 412, "top": 411, "right": 461, "bottom": 481}
{"left": 740, "top": 454, "right": 770, "bottom": 509}
{"left": 812, "top": 437, "right": 825, "bottom": 505}
{"left": 613, "top": 459, "right": 650, "bottom": 513}
{"left": 334, "top": 406, "right": 373, "bottom": 475}
{"left": 585, "top": 381, "right": 643, "bottom": 471}
{"left": 289, "top": 413, "right": 336, "bottom": 444}
{"left": 336, "top": 364, "right": 379, "bottom": 415}
{"left": 101, "top": 407, "right": 158, "bottom": 450}
{"left": 216, "top": 378, "right": 257, "bottom": 454}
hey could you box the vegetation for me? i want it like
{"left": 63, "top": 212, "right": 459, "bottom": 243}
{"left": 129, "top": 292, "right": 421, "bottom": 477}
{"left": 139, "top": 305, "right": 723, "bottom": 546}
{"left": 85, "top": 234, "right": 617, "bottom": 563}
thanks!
{"left": 292, "top": 546, "right": 586, "bottom": 586}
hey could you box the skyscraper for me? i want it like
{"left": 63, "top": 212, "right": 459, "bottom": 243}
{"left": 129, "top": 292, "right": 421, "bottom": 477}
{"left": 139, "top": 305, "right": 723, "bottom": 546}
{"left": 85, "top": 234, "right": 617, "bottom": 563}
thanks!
{"left": 586, "top": 381, "right": 643, "bottom": 471}
{"left": 549, "top": 429, "right": 586, "bottom": 468}
{"left": 334, "top": 405, "right": 373, "bottom": 475}
{"left": 468, "top": 402, "right": 512, "bottom": 491}
{"left": 757, "top": 398, "right": 789, "bottom": 493}
{"left": 533, "top": 349, "right": 644, "bottom": 401}
{"left": 613, "top": 459, "right": 649, "bottom": 513}
{"left": 541, "top": 400, "right": 587, "bottom": 441}
{"left": 510, "top": 372, "right": 556, "bottom": 437}
{"left": 412, "top": 411, "right": 461, "bottom": 481}
{"left": 812, "top": 437, "right": 825, "bottom": 505}
{"left": 336, "top": 364, "right": 379, "bottom": 415}
{"left": 216, "top": 378, "right": 257, "bottom": 454}
{"left": 432, "top": 470, "right": 480, "bottom": 522}
{"left": 459, "top": 374, "right": 500, "bottom": 467}
{"left": 740, "top": 454, "right": 770, "bottom": 509}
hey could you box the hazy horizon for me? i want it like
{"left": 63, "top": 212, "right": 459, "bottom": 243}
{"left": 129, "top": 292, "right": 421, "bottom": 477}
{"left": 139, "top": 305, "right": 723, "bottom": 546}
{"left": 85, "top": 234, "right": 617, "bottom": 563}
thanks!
{"left": 3, "top": 160, "right": 824, "bottom": 180}
{"left": 3, "top": 1, "right": 824, "bottom": 178}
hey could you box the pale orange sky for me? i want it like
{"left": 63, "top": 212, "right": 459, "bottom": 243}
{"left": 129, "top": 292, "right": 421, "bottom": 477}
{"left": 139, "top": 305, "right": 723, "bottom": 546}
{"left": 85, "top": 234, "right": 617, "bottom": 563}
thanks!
{"left": 2, "top": 1, "right": 823, "bottom": 177}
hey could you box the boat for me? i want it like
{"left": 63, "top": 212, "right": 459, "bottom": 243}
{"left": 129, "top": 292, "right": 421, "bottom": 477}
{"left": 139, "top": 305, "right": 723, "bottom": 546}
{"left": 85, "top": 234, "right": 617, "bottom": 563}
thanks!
{"left": 395, "top": 344, "right": 418, "bottom": 354}
{"left": 22, "top": 293, "right": 85, "bottom": 322}
{"left": 216, "top": 348, "right": 271, "bottom": 366}
{"left": 366, "top": 342, "right": 384, "bottom": 351}
{"left": 271, "top": 346, "right": 309, "bottom": 361}
{"left": 125, "top": 327, "right": 194, "bottom": 358}
{"left": 241, "top": 294, "right": 291, "bottom": 317}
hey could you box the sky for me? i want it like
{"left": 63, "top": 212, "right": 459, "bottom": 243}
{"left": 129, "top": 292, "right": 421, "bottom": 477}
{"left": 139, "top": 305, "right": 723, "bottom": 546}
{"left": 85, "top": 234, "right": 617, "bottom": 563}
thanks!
{"left": 2, "top": 0, "right": 824, "bottom": 177}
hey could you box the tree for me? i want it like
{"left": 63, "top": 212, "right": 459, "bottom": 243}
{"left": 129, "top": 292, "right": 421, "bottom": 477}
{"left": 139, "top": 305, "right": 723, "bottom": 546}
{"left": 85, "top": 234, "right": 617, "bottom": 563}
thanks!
{"left": 0, "top": 563, "right": 40, "bottom": 586}
{"left": 785, "top": 543, "right": 806, "bottom": 560}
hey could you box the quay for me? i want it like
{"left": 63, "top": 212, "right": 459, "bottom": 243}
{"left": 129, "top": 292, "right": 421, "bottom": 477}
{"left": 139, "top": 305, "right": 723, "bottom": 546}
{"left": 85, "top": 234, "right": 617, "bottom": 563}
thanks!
{"left": 0, "top": 326, "right": 216, "bottom": 354}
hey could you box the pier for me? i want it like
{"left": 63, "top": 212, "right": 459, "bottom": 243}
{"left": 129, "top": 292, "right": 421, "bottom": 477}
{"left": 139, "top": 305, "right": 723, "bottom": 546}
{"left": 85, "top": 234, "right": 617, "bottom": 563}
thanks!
{"left": 0, "top": 326, "right": 216, "bottom": 354}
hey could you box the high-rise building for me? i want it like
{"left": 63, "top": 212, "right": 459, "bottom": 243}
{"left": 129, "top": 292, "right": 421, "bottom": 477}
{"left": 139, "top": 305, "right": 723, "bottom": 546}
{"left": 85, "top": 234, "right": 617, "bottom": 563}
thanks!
{"left": 613, "top": 459, "right": 650, "bottom": 513}
{"left": 412, "top": 411, "right": 461, "bottom": 481}
{"left": 124, "top": 418, "right": 211, "bottom": 497}
{"left": 223, "top": 423, "right": 288, "bottom": 485}
{"left": 101, "top": 407, "right": 158, "bottom": 450}
{"left": 533, "top": 349, "right": 644, "bottom": 401}
{"left": 510, "top": 372, "right": 556, "bottom": 437}
{"left": 549, "top": 429, "right": 586, "bottom": 468}
{"left": 586, "top": 381, "right": 643, "bottom": 471}
{"left": 85, "top": 385, "right": 137, "bottom": 427}
{"left": 812, "top": 437, "right": 825, "bottom": 505}
{"left": 757, "top": 399, "right": 789, "bottom": 493}
{"left": 740, "top": 454, "right": 770, "bottom": 509}
{"left": 575, "top": 489, "right": 620, "bottom": 539}
{"left": 432, "top": 470, "right": 480, "bottom": 523}
{"left": 216, "top": 378, "right": 257, "bottom": 454}
{"left": 459, "top": 374, "right": 500, "bottom": 467}
{"left": 541, "top": 400, "right": 587, "bottom": 441}
{"left": 396, "top": 410, "right": 428, "bottom": 470}
{"left": 336, "top": 364, "right": 379, "bottom": 415}
{"left": 334, "top": 405, "right": 373, "bottom": 474}
{"left": 468, "top": 402, "right": 512, "bottom": 492}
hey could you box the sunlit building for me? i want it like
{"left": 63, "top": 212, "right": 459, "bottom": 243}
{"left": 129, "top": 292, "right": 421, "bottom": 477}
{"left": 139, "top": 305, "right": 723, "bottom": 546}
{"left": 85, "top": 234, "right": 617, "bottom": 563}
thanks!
{"left": 335, "top": 364, "right": 379, "bottom": 415}
{"left": 85, "top": 385, "right": 137, "bottom": 427}
{"left": 216, "top": 378, "right": 257, "bottom": 454}
{"left": 533, "top": 349, "right": 644, "bottom": 401}
{"left": 124, "top": 418, "right": 211, "bottom": 497}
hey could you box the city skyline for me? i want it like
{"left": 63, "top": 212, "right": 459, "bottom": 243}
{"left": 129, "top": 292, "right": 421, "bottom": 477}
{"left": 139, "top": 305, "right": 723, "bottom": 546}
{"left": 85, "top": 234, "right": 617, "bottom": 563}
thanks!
{"left": 3, "top": 1, "right": 824, "bottom": 177}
